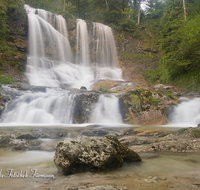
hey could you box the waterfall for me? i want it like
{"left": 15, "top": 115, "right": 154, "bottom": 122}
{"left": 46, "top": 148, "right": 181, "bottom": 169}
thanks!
{"left": 25, "top": 5, "right": 73, "bottom": 87}
{"left": 0, "top": 5, "right": 124, "bottom": 126}
{"left": 25, "top": 4, "right": 122, "bottom": 89}
{"left": 91, "top": 22, "right": 122, "bottom": 80}
{"left": 90, "top": 94, "right": 123, "bottom": 124}
{"left": 1, "top": 88, "right": 76, "bottom": 124}
{"left": 76, "top": 19, "right": 90, "bottom": 66}
{"left": 168, "top": 98, "right": 200, "bottom": 126}
{"left": 92, "top": 22, "right": 118, "bottom": 67}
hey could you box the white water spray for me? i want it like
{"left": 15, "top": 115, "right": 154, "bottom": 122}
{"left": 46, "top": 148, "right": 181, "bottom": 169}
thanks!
{"left": 1, "top": 88, "right": 75, "bottom": 124}
{"left": 169, "top": 98, "right": 200, "bottom": 127}
{"left": 90, "top": 94, "right": 123, "bottom": 124}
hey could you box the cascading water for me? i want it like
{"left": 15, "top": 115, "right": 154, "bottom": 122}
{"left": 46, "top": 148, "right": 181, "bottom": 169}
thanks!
{"left": 0, "top": 5, "right": 124, "bottom": 125}
{"left": 25, "top": 4, "right": 122, "bottom": 89}
{"left": 1, "top": 88, "right": 75, "bottom": 124}
{"left": 168, "top": 98, "right": 200, "bottom": 127}
{"left": 90, "top": 95, "right": 123, "bottom": 124}
{"left": 25, "top": 5, "right": 73, "bottom": 87}
{"left": 91, "top": 22, "right": 122, "bottom": 80}
{"left": 34, "top": 7, "right": 69, "bottom": 39}
{"left": 76, "top": 19, "right": 90, "bottom": 66}
{"left": 92, "top": 22, "right": 118, "bottom": 67}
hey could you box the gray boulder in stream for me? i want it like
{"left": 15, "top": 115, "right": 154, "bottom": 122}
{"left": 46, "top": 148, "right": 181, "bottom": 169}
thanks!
{"left": 54, "top": 135, "right": 141, "bottom": 175}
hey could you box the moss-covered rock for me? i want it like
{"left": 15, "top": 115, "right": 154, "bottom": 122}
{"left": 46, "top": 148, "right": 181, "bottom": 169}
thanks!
{"left": 121, "top": 88, "right": 179, "bottom": 125}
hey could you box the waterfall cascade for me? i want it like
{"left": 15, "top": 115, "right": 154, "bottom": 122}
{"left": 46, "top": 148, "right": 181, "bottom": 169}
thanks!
{"left": 25, "top": 5, "right": 122, "bottom": 89}
{"left": 0, "top": 5, "right": 124, "bottom": 125}
{"left": 168, "top": 98, "right": 200, "bottom": 127}
{"left": 1, "top": 88, "right": 75, "bottom": 124}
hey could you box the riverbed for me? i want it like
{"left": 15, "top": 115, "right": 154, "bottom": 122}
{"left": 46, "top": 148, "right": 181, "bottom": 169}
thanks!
{"left": 0, "top": 125, "right": 200, "bottom": 190}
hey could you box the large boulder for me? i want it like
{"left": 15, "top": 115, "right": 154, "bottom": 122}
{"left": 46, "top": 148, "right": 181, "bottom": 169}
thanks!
{"left": 54, "top": 135, "right": 141, "bottom": 175}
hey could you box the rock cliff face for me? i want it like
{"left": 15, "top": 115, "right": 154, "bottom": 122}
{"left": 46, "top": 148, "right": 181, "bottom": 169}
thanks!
{"left": 7, "top": 8, "right": 28, "bottom": 53}
{"left": 2, "top": 6, "right": 28, "bottom": 84}
{"left": 114, "top": 31, "right": 160, "bottom": 83}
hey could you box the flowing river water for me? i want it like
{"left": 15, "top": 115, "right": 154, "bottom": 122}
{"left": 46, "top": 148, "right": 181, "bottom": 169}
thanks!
{"left": 1, "top": 130, "right": 200, "bottom": 190}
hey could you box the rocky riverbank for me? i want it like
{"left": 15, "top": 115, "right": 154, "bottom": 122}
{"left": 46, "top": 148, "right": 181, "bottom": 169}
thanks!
{"left": 0, "top": 124, "right": 200, "bottom": 153}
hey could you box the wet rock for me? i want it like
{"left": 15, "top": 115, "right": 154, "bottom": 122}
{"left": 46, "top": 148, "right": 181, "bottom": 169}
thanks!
{"left": 0, "top": 136, "right": 12, "bottom": 148}
{"left": 10, "top": 138, "right": 41, "bottom": 150}
{"left": 16, "top": 133, "right": 40, "bottom": 140}
{"left": 11, "top": 139, "right": 29, "bottom": 150}
{"left": 153, "top": 84, "right": 174, "bottom": 93}
{"left": 81, "top": 129, "right": 109, "bottom": 137}
{"left": 73, "top": 91, "right": 100, "bottom": 123}
{"left": 32, "top": 128, "right": 69, "bottom": 139}
{"left": 121, "top": 129, "right": 139, "bottom": 136}
{"left": 0, "top": 131, "right": 42, "bottom": 150}
{"left": 54, "top": 135, "right": 141, "bottom": 175}
{"left": 80, "top": 86, "right": 87, "bottom": 90}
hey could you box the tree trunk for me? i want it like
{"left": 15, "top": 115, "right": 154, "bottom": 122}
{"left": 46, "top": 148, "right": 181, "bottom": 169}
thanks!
{"left": 138, "top": 0, "right": 141, "bottom": 25}
{"left": 66, "top": 0, "right": 68, "bottom": 11}
{"left": 105, "top": 0, "right": 109, "bottom": 11}
{"left": 63, "top": 0, "right": 65, "bottom": 11}
{"left": 183, "top": 0, "right": 186, "bottom": 20}
{"left": 78, "top": 0, "right": 80, "bottom": 18}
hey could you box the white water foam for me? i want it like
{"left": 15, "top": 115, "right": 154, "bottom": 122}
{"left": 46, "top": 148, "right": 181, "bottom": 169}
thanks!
{"left": 90, "top": 94, "right": 123, "bottom": 124}
{"left": 1, "top": 88, "right": 75, "bottom": 124}
{"left": 168, "top": 98, "right": 200, "bottom": 127}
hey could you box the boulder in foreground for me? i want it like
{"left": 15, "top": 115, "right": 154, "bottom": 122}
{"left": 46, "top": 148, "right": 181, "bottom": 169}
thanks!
{"left": 54, "top": 135, "right": 141, "bottom": 175}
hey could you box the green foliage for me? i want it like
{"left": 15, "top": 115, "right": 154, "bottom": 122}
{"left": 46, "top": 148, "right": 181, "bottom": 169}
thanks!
{"left": 166, "top": 93, "right": 174, "bottom": 99}
{"left": 120, "top": 51, "right": 151, "bottom": 61}
{"left": 120, "top": 7, "right": 137, "bottom": 31}
{"left": 152, "top": 98, "right": 158, "bottom": 105}
{"left": 6, "top": 49, "right": 17, "bottom": 57}
{"left": 180, "top": 128, "right": 188, "bottom": 133}
{"left": 142, "top": 0, "right": 200, "bottom": 92}
{"left": 0, "top": 2, "right": 8, "bottom": 42}
{"left": 24, "top": 0, "right": 137, "bottom": 28}
{"left": 130, "top": 94, "right": 140, "bottom": 109}
{"left": 98, "top": 81, "right": 113, "bottom": 93}
{"left": 98, "top": 86, "right": 112, "bottom": 93}
{"left": 0, "top": 75, "right": 15, "bottom": 85}
{"left": 146, "top": 0, "right": 163, "bottom": 19}
{"left": 191, "top": 130, "right": 200, "bottom": 138}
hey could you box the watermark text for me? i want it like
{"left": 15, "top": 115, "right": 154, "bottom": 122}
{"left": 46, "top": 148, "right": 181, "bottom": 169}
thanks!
{"left": 0, "top": 169, "right": 54, "bottom": 179}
